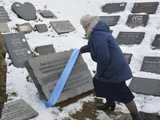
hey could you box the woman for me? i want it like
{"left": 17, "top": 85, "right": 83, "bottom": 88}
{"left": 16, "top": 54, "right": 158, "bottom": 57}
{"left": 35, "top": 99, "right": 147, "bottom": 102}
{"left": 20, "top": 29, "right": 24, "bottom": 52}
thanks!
{"left": 80, "top": 15, "right": 142, "bottom": 120}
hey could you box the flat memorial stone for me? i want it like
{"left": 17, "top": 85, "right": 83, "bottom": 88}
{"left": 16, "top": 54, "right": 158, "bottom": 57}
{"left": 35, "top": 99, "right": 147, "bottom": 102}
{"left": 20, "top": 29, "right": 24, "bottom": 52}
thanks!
{"left": 123, "top": 53, "right": 132, "bottom": 64}
{"left": 116, "top": 32, "right": 145, "bottom": 45}
{"left": 16, "top": 23, "right": 33, "bottom": 33}
{"left": 34, "top": 44, "right": 55, "bottom": 55}
{"left": 25, "top": 50, "right": 93, "bottom": 103}
{"left": 152, "top": 34, "right": 160, "bottom": 49}
{"left": 0, "top": 6, "right": 11, "bottom": 22}
{"left": 11, "top": 2, "right": 37, "bottom": 21}
{"left": 50, "top": 20, "right": 75, "bottom": 34}
{"left": 141, "top": 57, "right": 160, "bottom": 74}
{"left": 1, "top": 99, "right": 38, "bottom": 120}
{"left": 132, "top": 2, "right": 159, "bottom": 14}
{"left": 129, "top": 77, "right": 160, "bottom": 96}
{"left": 101, "top": 2, "right": 126, "bottom": 13}
{"left": 126, "top": 14, "right": 149, "bottom": 28}
{"left": 39, "top": 10, "right": 56, "bottom": 18}
{"left": 0, "top": 23, "right": 10, "bottom": 33}
{"left": 99, "top": 16, "right": 120, "bottom": 26}
{"left": 34, "top": 24, "right": 48, "bottom": 33}
{"left": 4, "top": 33, "right": 32, "bottom": 68}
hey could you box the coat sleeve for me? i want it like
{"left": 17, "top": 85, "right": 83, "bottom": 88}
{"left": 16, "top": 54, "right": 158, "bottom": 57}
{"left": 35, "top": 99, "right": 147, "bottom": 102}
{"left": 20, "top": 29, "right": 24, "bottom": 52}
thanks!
{"left": 80, "top": 45, "right": 90, "bottom": 54}
{"left": 93, "top": 38, "right": 110, "bottom": 77}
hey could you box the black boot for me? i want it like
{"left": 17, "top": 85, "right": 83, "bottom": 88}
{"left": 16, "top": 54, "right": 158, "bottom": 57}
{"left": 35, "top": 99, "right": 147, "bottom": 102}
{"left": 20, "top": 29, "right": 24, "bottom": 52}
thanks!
{"left": 105, "top": 100, "right": 116, "bottom": 111}
{"left": 131, "top": 112, "right": 143, "bottom": 120}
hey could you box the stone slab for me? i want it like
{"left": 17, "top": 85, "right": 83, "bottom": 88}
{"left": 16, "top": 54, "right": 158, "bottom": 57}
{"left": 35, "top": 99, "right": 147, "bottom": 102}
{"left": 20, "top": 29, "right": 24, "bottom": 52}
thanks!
{"left": 11, "top": 2, "right": 37, "bottom": 21}
{"left": 152, "top": 34, "right": 160, "bottom": 49}
{"left": 50, "top": 20, "right": 75, "bottom": 34}
{"left": 34, "top": 44, "right": 55, "bottom": 55}
{"left": 25, "top": 50, "right": 93, "bottom": 103}
{"left": 4, "top": 33, "right": 32, "bottom": 68}
{"left": 0, "top": 99, "right": 38, "bottom": 120}
{"left": 0, "top": 6, "right": 10, "bottom": 22}
{"left": 129, "top": 77, "right": 160, "bottom": 96}
{"left": 132, "top": 2, "right": 159, "bottom": 14}
{"left": 126, "top": 14, "right": 149, "bottom": 28}
{"left": 141, "top": 57, "right": 160, "bottom": 74}
{"left": 0, "top": 23, "right": 9, "bottom": 33}
{"left": 123, "top": 53, "right": 132, "bottom": 64}
{"left": 99, "top": 16, "right": 120, "bottom": 26}
{"left": 39, "top": 10, "right": 56, "bottom": 18}
{"left": 101, "top": 2, "right": 126, "bottom": 13}
{"left": 16, "top": 23, "right": 33, "bottom": 33}
{"left": 34, "top": 24, "right": 48, "bottom": 33}
{"left": 116, "top": 32, "right": 145, "bottom": 45}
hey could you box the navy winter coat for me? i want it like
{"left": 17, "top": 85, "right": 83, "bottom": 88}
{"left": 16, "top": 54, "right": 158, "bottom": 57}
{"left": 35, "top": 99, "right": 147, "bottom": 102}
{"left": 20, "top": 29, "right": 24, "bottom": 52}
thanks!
{"left": 80, "top": 21, "right": 132, "bottom": 83}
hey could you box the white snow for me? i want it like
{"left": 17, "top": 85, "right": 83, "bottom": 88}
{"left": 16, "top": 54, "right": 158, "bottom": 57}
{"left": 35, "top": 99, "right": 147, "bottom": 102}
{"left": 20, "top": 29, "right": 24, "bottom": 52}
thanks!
{"left": 1, "top": 0, "right": 160, "bottom": 119}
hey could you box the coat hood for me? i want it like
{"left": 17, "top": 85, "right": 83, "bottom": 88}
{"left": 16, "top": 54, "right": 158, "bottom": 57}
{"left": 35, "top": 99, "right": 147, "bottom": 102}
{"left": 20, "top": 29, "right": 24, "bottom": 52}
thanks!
{"left": 92, "top": 21, "right": 110, "bottom": 33}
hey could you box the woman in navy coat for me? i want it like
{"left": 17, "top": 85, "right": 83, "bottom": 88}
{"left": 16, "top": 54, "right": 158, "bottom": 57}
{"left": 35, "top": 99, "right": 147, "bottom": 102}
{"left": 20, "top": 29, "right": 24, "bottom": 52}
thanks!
{"left": 80, "top": 15, "right": 142, "bottom": 120}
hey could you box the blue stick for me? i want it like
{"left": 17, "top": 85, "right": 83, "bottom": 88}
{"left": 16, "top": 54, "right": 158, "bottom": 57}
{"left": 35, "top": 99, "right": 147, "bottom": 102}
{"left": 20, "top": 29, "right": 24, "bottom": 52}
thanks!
{"left": 45, "top": 49, "right": 80, "bottom": 107}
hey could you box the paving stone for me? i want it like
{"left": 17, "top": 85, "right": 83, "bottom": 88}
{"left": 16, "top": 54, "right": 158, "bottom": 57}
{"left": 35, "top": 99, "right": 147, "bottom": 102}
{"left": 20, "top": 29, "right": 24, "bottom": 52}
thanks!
{"left": 152, "top": 34, "right": 160, "bottom": 49}
{"left": 123, "top": 53, "right": 132, "bottom": 64}
{"left": 132, "top": 2, "right": 159, "bottom": 14}
{"left": 0, "top": 23, "right": 9, "bottom": 33}
{"left": 16, "top": 23, "right": 33, "bottom": 33}
{"left": 126, "top": 14, "right": 149, "bottom": 28}
{"left": 4, "top": 33, "right": 32, "bottom": 68}
{"left": 34, "top": 44, "right": 55, "bottom": 55}
{"left": 141, "top": 57, "right": 160, "bottom": 74}
{"left": 50, "top": 20, "right": 75, "bottom": 34}
{"left": 1, "top": 99, "right": 38, "bottom": 120}
{"left": 99, "top": 16, "right": 120, "bottom": 26}
{"left": 34, "top": 24, "right": 48, "bottom": 33}
{"left": 129, "top": 77, "right": 160, "bottom": 96}
{"left": 25, "top": 50, "right": 93, "bottom": 103}
{"left": 116, "top": 32, "right": 145, "bottom": 45}
{"left": 101, "top": 2, "right": 126, "bottom": 13}
{"left": 39, "top": 10, "right": 56, "bottom": 18}
{"left": 11, "top": 2, "right": 37, "bottom": 21}
{"left": 0, "top": 6, "right": 11, "bottom": 22}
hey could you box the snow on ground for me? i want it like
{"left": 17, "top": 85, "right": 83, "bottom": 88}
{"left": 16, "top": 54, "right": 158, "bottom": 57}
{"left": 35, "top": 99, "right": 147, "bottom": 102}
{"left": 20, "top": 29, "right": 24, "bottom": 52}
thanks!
{"left": 1, "top": 0, "right": 160, "bottom": 119}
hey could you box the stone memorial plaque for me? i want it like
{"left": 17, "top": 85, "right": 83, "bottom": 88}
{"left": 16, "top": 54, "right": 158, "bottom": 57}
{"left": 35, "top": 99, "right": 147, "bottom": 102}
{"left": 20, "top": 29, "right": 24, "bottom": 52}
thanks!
{"left": 35, "top": 44, "right": 55, "bottom": 55}
{"left": 26, "top": 50, "right": 93, "bottom": 103}
{"left": 126, "top": 14, "right": 149, "bottom": 28}
{"left": 129, "top": 77, "right": 160, "bottom": 96}
{"left": 0, "top": 6, "right": 11, "bottom": 22}
{"left": 50, "top": 20, "right": 75, "bottom": 34}
{"left": 132, "top": 2, "right": 159, "bottom": 14}
{"left": 34, "top": 24, "right": 48, "bottom": 33}
{"left": 99, "top": 16, "right": 120, "bottom": 26}
{"left": 4, "top": 33, "right": 32, "bottom": 68}
{"left": 116, "top": 32, "right": 145, "bottom": 45}
{"left": 39, "top": 10, "right": 56, "bottom": 18}
{"left": 0, "top": 23, "right": 10, "bottom": 33}
{"left": 11, "top": 2, "right": 37, "bottom": 21}
{"left": 152, "top": 34, "right": 160, "bottom": 49}
{"left": 123, "top": 53, "right": 132, "bottom": 64}
{"left": 16, "top": 23, "right": 33, "bottom": 33}
{"left": 102, "top": 2, "right": 126, "bottom": 13}
{"left": 1, "top": 99, "right": 38, "bottom": 120}
{"left": 141, "top": 57, "right": 160, "bottom": 74}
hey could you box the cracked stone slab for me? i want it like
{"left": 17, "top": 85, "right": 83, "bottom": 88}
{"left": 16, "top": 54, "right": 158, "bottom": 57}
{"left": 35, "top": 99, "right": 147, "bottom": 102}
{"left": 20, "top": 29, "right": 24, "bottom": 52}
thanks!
{"left": 116, "top": 32, "right": 145, "bottom": 45}
{"left": 39, "top": 10, "right": 57, "bottom": 18}
{"left": 0, "top": 23, "right": 10, "bottom": 33}
{"left": 123, "top": 53, "right": 132, "bottom": 64}
{"left": 1, "top": 99, "right": 38, "bottom": 120}
{"left": 152, "top": 34, "right": 160, "bottom": 49}
{"left": 141, "top": 57, "right": 160, "bottom": 74}
{"left": 50, "top": 20, "right": 75, "bottom": 34}
{"left": 129, "top": 77, "right": 160, "bottom": 96}
{"left": 0, "top": 6, "right": 11, "bottom": 22}
{"left": 126, "top": 14, "right": 149, "bottom": 28}
{"left": 16, "top": 23, "right": 33, "bottom": 33}
{"left": 11, "top": 2, "right": 37, "bottom": 21}
{"left": 101, "top": 2, "right": 126, "bottom": 13}
{"left": 99, "top": 16, "right": 120, "bottom": 26}
{"left": 132, "top": 2, "right": 159, "bottom": 14}
{"left": 34, "top": 24, "right": 48, "bottom": 33}
{"left": 34, "top": 44, "right": 55, "bottom": 55}
{"left": 25, "top": 50, "right": 93, "bottom": 103}
{"left": 4, "top": 33, "right": 32, "bottom": 68}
